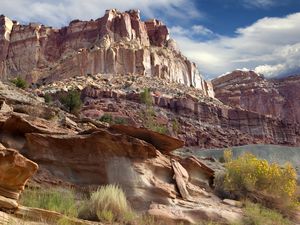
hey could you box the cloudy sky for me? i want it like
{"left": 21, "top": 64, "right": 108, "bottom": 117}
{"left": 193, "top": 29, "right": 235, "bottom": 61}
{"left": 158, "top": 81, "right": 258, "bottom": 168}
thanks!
{"left": 1, "top": 0, "right": 300, "bottom": 79}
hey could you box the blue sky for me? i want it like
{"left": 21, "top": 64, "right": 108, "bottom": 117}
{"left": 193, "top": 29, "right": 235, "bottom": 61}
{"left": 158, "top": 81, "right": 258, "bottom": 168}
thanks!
{"left": 1, "top": 0, "right": 300, "bottom": 79}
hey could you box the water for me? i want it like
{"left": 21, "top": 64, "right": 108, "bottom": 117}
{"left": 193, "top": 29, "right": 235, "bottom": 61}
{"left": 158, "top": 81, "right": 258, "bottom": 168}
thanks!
{"left": 175, "top": 144, "right": 300, "bottom": 174}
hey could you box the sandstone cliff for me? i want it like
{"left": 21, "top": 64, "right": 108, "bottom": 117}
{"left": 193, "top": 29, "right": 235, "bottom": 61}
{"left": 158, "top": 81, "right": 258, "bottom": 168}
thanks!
{"left": 35, "top": 74, "right": 300, "bottom": 147}
{"left": 0, "top": 10, "right": 214, "bottom": 97}
{"left": 212, "top": 70, "right": 300, "bottom": 124}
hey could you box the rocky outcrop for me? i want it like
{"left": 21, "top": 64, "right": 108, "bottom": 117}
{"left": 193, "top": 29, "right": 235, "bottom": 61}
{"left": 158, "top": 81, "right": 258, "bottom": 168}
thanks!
{"left": 0, "top": 10, "right": 213, "bottom": 97}
{"left": 22, "top": 128, "right": 241, "bottom": 224}
{"left": 109, "top": 124, "right": 184, "bottom": 153}
{"left": 212, "top": 71, "right": 300, "bottom": 124}
{"left": 0, "top": 147, "right": 38, "bottom": 210}
{"left": 80, "top": 84, "right": 300, "bottom": 147}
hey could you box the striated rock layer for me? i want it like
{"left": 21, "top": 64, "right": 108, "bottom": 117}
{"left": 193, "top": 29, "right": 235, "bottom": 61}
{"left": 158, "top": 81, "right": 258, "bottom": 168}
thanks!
{"left": 0, "top": 10, "right": 214, "bottom": 97}
{"left": 212, "top": 70, "right": 300, "bottom": 124}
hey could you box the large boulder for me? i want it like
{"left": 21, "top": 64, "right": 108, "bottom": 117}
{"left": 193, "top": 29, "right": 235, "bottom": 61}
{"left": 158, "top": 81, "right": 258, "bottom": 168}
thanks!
{"left": 0, "top": 147, "right": 38, "bottom": 209}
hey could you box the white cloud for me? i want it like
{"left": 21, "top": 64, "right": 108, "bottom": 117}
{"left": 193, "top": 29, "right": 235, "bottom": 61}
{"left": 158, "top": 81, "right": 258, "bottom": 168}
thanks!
{"left": 192, "top": 25, "right": 213, "bottom": 36}
{"left": 242, "top": 0, "right": 279, "bottom": 8}
{"left": 0, "top": 0, "right": 202, "bottom": 27}
{"left": 170, "top": 13, "right": 300, "bottom": 79}
{"left": 170, "top": 25, "right": 215, "bottom": 39}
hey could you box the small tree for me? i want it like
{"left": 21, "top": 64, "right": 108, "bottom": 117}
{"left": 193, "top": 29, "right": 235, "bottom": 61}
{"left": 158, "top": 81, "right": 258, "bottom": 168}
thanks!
{"left": 11, "top": 77, "right": 27, "bottom": 89}
{"left": 139, "top": 88, "right": 168, "bottom": 134}
{"left": 60, "top": 89, "right": 82, "bottom": 114}
{"left": 140, "top": 88, "right": 152, "bottom": 106}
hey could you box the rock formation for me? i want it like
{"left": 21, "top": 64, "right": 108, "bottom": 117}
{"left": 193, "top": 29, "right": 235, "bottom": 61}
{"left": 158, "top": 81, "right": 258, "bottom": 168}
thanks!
{"left": 0, "top": 147, "right": 38, "bottom": 210}
{"left": 212, "top": 70, "right": 300, "bottom": 124}
{"left": 0, "top": 81, "right": 242, "bottom": 224}
{"left": 0, "top": 10, "right": 214, "bottom": 97}
{"left": 32, "top": 73, "right": 300, "bottom": 147}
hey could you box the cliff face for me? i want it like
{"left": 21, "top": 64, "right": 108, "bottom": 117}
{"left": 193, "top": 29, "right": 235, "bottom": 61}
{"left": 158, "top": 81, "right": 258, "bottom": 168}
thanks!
{"left": 0, "top": 10, "right": 214, "bottom": 97}
{"left": 212, "top": 70, "right": 300, "bottom": 124}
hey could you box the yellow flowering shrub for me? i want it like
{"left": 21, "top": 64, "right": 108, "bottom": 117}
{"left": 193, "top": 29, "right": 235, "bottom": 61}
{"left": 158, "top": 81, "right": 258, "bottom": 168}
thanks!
{"left": 223, "top": 151, "right": 297, "bottom": 202}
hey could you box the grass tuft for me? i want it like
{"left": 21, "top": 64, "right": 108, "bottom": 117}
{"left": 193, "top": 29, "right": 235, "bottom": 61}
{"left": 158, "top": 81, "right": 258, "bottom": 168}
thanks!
{"left": 19, "top": 187, "right": 78, "bottom": 217}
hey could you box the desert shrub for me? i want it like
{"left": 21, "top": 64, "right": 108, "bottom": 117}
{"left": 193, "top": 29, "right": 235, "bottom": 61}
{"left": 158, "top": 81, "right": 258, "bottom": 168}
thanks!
{"left": 99, "top": 114, "right": 113, "bottom": 124}
{"left": 223, "top": 150, "right": 297, "bottom": 211}
{"left": 139, "top": 89, "right": 168, "bottom": 134}
{"left": 114, "top": 117, "right": 127, "bottom": 125}
{"left": 44, "top": 93, "right": 52, "bottom": 103}
{"left": 240, "top": 201, "right": 292, "bottom": 225}
{"left": 11, "top": 77, "right": 27, "bottom": 89}
{"left": 59, "top": 89, "right": 82, "bottom": 114}
{"left": 147, "top": 123, "right": 168, "bottom": 134}
{"left": 172, "top": 119, "right": 180, "bottom": 134}
{"left": 79, "top": 184, "right": 134, "bottom": 223}
{"left": 140, "top": 88, "right": 152, "bottom": 106}
{"left": 20, "top": 187, "right": 78, "bottom": 217}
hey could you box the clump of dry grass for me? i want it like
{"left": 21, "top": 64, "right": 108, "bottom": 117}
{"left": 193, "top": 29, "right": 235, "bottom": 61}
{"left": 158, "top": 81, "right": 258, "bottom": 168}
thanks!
{"left": 79, "top": 184, "right": 135, "bottom": 223}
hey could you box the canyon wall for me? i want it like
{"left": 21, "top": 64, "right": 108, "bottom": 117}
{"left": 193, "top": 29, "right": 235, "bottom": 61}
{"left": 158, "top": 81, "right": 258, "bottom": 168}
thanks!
{"left": 0, "top": 10, "right": 214, "bottom": 97}
{"left": 212, "top": 70, "right": 300, "bottom": 124}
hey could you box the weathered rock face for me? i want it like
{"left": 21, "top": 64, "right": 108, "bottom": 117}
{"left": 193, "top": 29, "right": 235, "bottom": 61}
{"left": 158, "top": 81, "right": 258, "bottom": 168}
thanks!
{"left": 23, "top": 128, "right": 241, "bottom": 224}
{"left": 212, "top": 71, "right": 300, "bottom": 124}
{"left": 0, "top": 147, "right": 38, "bottom": 209}
{"left": 80, "top": 84, "right": 300, "bottom": 147}
{"left": 0, "top": 10, "right": 213, "bottom": 97}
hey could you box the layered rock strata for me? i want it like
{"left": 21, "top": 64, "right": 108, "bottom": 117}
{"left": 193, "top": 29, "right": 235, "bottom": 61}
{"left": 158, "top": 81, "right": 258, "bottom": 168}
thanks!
{"left": 0, "top": 96, "right": 242, "bottom": 224}
{"left": 81, "top": 85, "right": 300, "bottom": 147}
{"left": 212, "top": 71, "right": 300, "bottom": 124}
{"left": 0, "top": 10, "right": 213, "bottom": 97}
{"left": 0, "top": 147, "right": 38, "bottom": 210}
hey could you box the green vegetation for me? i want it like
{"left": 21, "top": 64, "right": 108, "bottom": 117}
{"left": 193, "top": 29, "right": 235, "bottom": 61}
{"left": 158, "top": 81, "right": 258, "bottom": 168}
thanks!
{"left": 140, "top": 88, "right": 168, "bottom": 134}
{"left": 11, "top": 77, "right": 27, "bottom": 89}
{"left": 140, "top": 88, "right": 152, "bottom": 106}
{"left": 79, "top": 184, "right": 134, "bottom": 223}
{"left": 114, "top": 117, "right": 127, "bottom": 125}
{"left": 240, "top": 201, "right": 292, "bottom": 225}
{"left": 59, "top": 89, "right": 82, "bottom": 114}
{"left": 222, "top": 149, "right": 298, "bottom": 215}
{"left": 99, "top": 114, "right": 128, "bottom": 125}
{"left": 44, "top": 93, "right": 52, "bottom": 103}
{"left": 224, "top": 150, "right": 297, "bottom": 198}
{"left": 20, "top": 187, "right": 78, "bottom": 217}
{"left": 172, "top": 118, "right": 180, "bottom": 134}
{"left": 99, "top": 113, "right": 113, "bottom": 123}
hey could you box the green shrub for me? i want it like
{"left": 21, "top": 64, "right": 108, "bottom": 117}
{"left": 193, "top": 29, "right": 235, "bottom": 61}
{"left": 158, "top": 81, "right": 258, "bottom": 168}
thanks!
{"left": 114, "top": 117, "right": 127, "bottom": 125}
{"left": 20, "top": 187, "right": 78, "bottom": 217}
{"left": 147, "top": 123, "right": 168, "bottom": 134}
{"left": 241, "top": 201, "right": 292, "bottom": 225}
{"left": 140, "top": 88, "right": 152, "bottom": 106}
{"left": 59, "top": 89, "right": 82, "bottom": 114}
{"left": 11, "top": 77, "right": 27, "bottom": 89}
{"left": 172, "top": 119, "right": 180, "bottom": 134}
{"left": 139, "top": 90, "right": 168, "bottom": 134}
{"left": 223, "top": 150, "right": 298, "bottom": 211}
{"left": 99, "top": 114, "right": 113, "bottom": 124}
{"left": 44, "top": 93, "right": 52, "bottom": 103}
{"left": 79, "top": 184, "right": 134, "bottom": 223}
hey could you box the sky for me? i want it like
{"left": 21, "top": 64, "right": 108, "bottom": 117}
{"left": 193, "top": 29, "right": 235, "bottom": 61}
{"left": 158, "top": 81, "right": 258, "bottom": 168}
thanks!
{"left": 1, "top": 0, "right": 300, "bottom": 79}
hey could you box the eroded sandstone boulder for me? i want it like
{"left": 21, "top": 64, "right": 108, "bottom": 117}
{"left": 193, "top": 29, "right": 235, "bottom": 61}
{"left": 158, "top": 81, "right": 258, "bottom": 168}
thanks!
{"left": 109, "top": 124, "right": 184, "bottom": 153}
{"left": 22, "top": 126, "right": 242, "bottom": 224}
{"left": 0, "top": 148, "right": 38, "bottom": 209}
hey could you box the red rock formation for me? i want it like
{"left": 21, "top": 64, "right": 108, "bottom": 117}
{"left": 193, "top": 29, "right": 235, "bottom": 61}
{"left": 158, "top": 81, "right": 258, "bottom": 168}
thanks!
{"left": 212, "top": 71, "right": 300, "bottom": 124}
{"left": 81, "top": 85, "right": 300, "bottom": 147}
{"left": 0, "top": 147, "right": 38, "bottom": 209}
{"left": 0, "top": 10, "right": 213, "bottom": 97}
